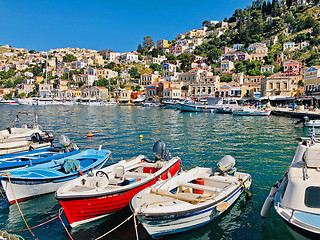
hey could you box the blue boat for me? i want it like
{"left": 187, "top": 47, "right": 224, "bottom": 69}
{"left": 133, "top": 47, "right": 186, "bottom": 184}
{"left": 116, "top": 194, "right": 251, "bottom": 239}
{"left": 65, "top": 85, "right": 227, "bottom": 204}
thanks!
{"left": 0, "top": 148, "right": 111, "bottom": 204}
{"left": 0, "top": 147, "right": 80, "bottom": 172}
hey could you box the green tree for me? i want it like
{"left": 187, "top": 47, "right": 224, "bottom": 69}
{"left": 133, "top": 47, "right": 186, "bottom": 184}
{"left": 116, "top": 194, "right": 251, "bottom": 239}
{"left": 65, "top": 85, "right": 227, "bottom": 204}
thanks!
{"left": 105, "top": 62, "right": 116, "bottom": 70}
{"left": 128, "top": 67, "right": 141, "bottom": 79}
{"left": 29, "top": 50, "right": 36, "bottom": 54}
{"left": 63, "top": 54, "right": 77, "bottom": 62}
{"left": 142, "top": 36, "right": 154, "bottom": 51}
{"left": 207, "top": 48, "right": 222, "bottom": 63}
{"left": 286, "top": 0, "right": 292, "bottom": 8}
{"left": 137, "top": 44, "right": 144, "bottom": 54}
{"left": 149, "top": 63, "right": 161, "bottom": 72}
{"left": 177, "top": 53, "right": 192, "bottom": 72}
{"left": 234, "top": 62, "right": 246, "bottom": 73}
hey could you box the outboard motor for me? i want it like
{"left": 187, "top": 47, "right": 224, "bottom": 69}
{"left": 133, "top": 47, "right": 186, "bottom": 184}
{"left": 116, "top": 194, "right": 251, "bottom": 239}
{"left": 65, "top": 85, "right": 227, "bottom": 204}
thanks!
{"left": 30, "top": 132, "right": 43, "bottom": 143}
{"left": 217, "top": 155, "right": 237, "bottom": 175}
{"left": 303, "top": 116, "right": 309, "bottom": 123}
{"left": 153, "top": 140, "right": 171, "bottom": 161}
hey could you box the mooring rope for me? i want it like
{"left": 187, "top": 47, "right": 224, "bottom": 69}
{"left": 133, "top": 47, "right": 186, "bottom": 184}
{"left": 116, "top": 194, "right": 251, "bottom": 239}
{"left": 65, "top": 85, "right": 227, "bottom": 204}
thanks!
{"left": 58, "top": 208, "right": 73, "bottom": 240}
{"left": 8, "top": 213, "right": 61, "bottom": 233}
{"left": 110, "top": 153, "right": 114, "bottom": 164}
{"left": 5, "top": 173, "right": 38, "bottom": 240}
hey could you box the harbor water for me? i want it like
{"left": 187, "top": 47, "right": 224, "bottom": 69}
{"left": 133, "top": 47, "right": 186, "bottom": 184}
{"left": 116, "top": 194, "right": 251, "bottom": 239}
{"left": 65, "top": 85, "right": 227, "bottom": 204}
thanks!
{"left": 0, "top": 105, "right": 310, "bottom": 240}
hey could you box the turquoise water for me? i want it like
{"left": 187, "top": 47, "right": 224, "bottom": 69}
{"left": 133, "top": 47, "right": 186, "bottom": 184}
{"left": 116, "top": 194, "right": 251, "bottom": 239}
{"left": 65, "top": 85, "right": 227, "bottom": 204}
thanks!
{"left": 0, "top": 105, "right": 310, "bottom": 240}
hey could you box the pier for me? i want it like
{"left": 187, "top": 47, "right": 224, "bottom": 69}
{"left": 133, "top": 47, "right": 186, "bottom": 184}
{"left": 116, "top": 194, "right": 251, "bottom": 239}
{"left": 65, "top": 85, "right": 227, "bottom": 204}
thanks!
{"left": 271, "top": 107, "right": 320, "bottom": 119}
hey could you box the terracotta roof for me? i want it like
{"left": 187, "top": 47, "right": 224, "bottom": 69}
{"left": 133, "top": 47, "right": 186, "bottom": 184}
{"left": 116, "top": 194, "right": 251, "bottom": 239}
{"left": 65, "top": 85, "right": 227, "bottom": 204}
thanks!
{"left": 96, "top": 86, "right": 107, "bottom": 89}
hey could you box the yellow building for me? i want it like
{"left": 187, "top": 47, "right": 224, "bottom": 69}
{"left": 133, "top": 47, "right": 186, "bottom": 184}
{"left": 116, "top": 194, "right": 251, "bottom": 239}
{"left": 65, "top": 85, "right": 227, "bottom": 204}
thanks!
{"left": 72, "top": 89, "right": 82, "bottom": 98}
{"left": 34, "top": 76, "right": 44, "bottom": 84}
{"left": 220, "top": 60, "right": 234, "bottom": 74}
{"left": 304, "top": 66, "right": 320, "bottom": 94}
{"left": 156, "top": 40, "right": 170, "bottom": 49}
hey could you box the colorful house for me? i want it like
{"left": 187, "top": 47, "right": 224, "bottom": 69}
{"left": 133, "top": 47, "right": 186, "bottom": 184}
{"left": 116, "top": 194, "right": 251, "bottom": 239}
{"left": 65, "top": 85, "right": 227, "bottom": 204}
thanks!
{"left": 304, "top": 66, "right": 320, "bottom": 94}
{"left": 283, "top": 60, "right": 301, "bottom": 76}
{"left": 220, "top": 60, "right": 234, "bottom": 74}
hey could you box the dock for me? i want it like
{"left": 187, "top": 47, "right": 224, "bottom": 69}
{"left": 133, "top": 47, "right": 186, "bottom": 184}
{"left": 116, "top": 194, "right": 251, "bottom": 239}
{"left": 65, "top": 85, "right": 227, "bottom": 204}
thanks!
{"left": 271, "top": 107, "right": 320, "bottom": 119}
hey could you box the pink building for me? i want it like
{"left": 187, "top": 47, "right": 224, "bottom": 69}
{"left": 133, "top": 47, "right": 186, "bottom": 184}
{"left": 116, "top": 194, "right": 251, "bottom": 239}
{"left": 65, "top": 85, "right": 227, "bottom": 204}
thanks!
{"left": 283, "top": 60, "right": 301, "bottom": 76}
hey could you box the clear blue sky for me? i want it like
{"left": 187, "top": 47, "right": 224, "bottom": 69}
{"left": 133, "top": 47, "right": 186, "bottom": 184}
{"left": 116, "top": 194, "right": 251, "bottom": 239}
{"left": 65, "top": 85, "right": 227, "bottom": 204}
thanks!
{"left": 0, "top": 0, "right": 254, "bottom": 52}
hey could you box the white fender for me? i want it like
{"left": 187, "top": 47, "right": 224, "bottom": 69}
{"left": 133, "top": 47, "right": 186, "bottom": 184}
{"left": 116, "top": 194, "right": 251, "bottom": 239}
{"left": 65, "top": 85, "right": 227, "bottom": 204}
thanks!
{"left": 260, "top": 185, "right": 277, "bottom": 218}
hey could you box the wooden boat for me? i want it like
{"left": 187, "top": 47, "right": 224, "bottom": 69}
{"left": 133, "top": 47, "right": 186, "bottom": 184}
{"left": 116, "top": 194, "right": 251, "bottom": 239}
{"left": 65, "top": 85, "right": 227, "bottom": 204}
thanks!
{"left": 130, "top": 155, "right": 251, "bottom": 239}
{"left": 55, "top": 141, "right": 181, "bottom": 227}
{"left": 0, "top": 147, "right": 80, "bottom": 172}
{"left": 261, "top": 134, "right": 320, "bottom": 240}
{"left": 0, "top": 148, "right": 111, "bottom": 204}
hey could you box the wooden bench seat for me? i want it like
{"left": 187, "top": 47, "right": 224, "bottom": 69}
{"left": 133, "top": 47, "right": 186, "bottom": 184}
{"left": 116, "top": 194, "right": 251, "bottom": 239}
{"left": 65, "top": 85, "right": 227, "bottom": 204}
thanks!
{"left": 177, "top": 182, "right": 221, "bottom": 193}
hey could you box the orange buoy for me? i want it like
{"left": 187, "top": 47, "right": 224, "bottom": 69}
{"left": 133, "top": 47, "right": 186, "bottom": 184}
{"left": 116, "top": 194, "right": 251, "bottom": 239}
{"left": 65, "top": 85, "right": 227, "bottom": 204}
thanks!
{"left": 205, "top": 106, "right": 207, "bottom": 110}
{"left": 87, "top": 132, "right": 93, "bottom": 138}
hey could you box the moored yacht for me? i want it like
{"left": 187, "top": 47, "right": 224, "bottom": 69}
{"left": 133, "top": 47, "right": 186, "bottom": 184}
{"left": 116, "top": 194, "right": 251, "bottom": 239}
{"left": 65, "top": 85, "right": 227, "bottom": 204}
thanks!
{"left": 261, "top": 131, "right": 320, "bottom": 240}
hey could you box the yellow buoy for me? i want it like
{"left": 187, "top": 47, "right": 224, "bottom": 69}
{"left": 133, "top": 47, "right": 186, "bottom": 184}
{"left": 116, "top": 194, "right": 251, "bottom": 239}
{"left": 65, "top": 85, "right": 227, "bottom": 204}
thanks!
{"left": 139, "top": 135, "right": 143, "bottom": 138}
{"left": 181, "top": 116, "right": 183, "bottom": 119}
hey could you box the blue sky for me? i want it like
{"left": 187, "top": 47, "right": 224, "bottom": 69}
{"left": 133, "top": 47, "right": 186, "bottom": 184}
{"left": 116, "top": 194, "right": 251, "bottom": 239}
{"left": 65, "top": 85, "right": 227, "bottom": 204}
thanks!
{"left": 0, "top": 0, "right": 254, "bottom": 52}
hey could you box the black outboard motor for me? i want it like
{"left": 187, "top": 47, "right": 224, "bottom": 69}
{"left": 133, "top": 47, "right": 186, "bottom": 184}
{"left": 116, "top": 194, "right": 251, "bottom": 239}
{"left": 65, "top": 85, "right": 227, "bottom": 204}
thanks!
{"left": 153, "top": 140, "right": 171, "bottom": 161}
{"left": 30, "top": 132, "right": 43, "bottom": 143}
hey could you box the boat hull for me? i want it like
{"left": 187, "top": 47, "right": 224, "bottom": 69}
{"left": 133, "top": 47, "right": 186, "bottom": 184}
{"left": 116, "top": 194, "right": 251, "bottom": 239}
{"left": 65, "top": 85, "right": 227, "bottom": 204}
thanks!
{"left": 58, "top": 159, "right": 181, "bottom": 227}
{"left": 136, "top": 185, "right": 244, "bottom": 238}
{"left": 233, "top": 110, "right": 271, "bottom": 116}
{"left": 179, "top": 103, "right": 215, "bottom": 112}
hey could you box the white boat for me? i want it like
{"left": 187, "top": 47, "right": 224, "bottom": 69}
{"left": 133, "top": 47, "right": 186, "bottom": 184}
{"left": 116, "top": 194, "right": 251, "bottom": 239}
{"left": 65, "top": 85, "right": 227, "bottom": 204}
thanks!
{"left": 0, "top": 113, "right": 54, "bottom": 155}
{"left": 261, "top": 133, "right": 320, "bottom": 240}
{"left": 130, "top": 155, "right": 252, "bottom": 238}
{"left": 14, "top": 98, "right": 34, "bottom": 105}
{"left": 79, "top": 98, "right": 106, "bottom": 106}
{"left": 0, "top": 99, "right": 19, "bottom": 105}
{"left": 32, "top": 98, "right": 61, "bottom": 105}
{"left": 303, "top": 116, "right": 320, "bottom": 127}
{"left": 233, "top": 106, "right": 271, "bottom": 116}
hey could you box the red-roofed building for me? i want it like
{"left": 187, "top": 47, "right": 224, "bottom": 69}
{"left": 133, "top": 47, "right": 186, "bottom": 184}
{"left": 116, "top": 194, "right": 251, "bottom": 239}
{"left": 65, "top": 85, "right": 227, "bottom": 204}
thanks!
{"left": 283, "top": 60, "right": 302, "bottom": 76}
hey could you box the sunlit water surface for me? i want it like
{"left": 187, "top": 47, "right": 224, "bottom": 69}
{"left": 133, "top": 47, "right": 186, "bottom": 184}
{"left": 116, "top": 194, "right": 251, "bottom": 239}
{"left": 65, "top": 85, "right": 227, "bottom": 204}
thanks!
{"left": 0, "top": 105, "right": 311, "bottom": 240}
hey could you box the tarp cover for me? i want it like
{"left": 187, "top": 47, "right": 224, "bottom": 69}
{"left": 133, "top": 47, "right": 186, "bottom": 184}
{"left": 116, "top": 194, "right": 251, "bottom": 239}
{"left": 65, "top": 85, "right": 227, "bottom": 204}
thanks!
{"left": 63, "top": 159, "right": 80, "bottom": 173}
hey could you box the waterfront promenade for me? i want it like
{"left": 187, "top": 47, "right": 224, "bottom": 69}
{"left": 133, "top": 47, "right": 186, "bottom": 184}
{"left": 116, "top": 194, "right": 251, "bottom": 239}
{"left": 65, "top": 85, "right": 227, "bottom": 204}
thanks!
{"left": 272, "top": 107, "right": 320, "bottom": 119}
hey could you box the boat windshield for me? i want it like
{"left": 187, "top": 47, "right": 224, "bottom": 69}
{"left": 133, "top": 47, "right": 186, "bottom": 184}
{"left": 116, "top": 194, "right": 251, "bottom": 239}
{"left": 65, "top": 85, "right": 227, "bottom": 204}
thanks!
{"left": 305, "top": 186, "right": 320, "bottom": 208}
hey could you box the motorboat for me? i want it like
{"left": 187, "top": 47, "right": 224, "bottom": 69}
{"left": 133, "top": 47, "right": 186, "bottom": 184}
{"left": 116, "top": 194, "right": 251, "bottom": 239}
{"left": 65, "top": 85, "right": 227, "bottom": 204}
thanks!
{"left": 79, "top": 98, "right": 106, "bottom": 106}
{"left": 14, "top": 98, "right": 34, "bottom": 105}
{"left": 179, "top": 98, "right": 239, "bottom": 113}
{"left": 233, "top": 106, "right": 271, "bottom": 116}
{"left": 0, "top": 146, "right": 80, "bottom": 172}
{"left": 0, "top": 113, "right": 54, "bottom": 155}
{"left": 32, "top": 97, "right": 61, "bottom": 105}
{"left": 141, "top": 101, "right": 160, "bottom": 107}
{"left": 55, "top": 141, "right": 181, "bottom": 227}
{"left": 162, "top": 100, "right": 180, "bottom": 109}
{"left": 0, "top": 99, "right": 19, "bottom": 105}
{"left": 303, "top": 116, "right": 320, "bottom": 127}
{"left": 130, "top": 155, "right": 251, "bottom": 238}
{"left": 261, "top": 133, "right": 320, "bottom": 239}
{"left": 0, "top": 148, "right": 111, "bottom": 204}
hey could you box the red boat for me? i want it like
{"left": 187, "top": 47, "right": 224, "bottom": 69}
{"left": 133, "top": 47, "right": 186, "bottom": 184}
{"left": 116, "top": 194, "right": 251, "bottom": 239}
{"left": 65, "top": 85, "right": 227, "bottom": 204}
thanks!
{"left": 56, "top": 141, "right": 181, "bottom": 227}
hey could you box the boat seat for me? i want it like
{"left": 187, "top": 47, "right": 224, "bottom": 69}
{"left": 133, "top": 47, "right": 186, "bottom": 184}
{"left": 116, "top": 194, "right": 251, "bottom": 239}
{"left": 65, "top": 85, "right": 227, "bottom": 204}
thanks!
{"left": 124, "top": 171, "right": 152, "bottom": 179}
{"left": 109, "top": 165, "right": 125, "bottom": 185}
{"left": 150, "top": 189, "right": 208, "bottom": 204}
{"left": 177, "top": 182, "right": 220, "bottom": 193}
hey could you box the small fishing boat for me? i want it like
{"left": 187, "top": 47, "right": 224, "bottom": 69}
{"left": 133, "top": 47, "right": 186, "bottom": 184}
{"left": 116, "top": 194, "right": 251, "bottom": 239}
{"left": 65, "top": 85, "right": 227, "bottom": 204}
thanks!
{"left": 0, "top": 148, "right": 111, "bottom": 204}
{"left": 130, "top": 155, "right": 252, "bottom": 238}
{"left": 55, "top": 141, "right": 181, "bottom": 227}
{"left": 162, "top": 100, "right": 180, "bottom": 109}
{"left": 233, "top": 107, "right": 271, "bottom": 116}
{"left": 303, "top": 116, "right": 320, "bottom": 127}
{"left": 0, "top": 99, "right": 19, "bottom": 105}
{"left": 0, "top": 147, "right": 80, "bottom": 172}
{"left": 261, "top": 130, "right": 320, "bottom": 240}
{"left": 0, "top": 113, "right": 54, "bottom": 155}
